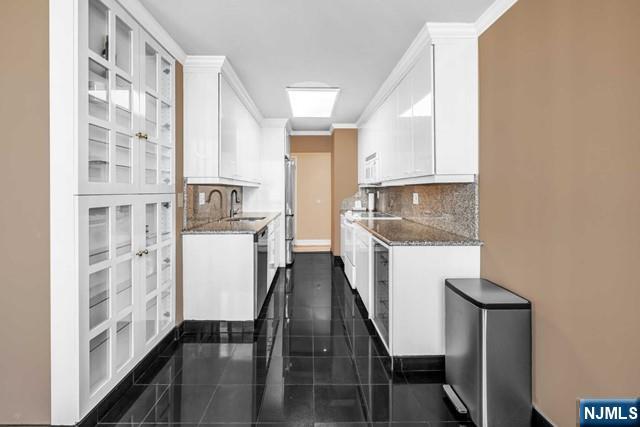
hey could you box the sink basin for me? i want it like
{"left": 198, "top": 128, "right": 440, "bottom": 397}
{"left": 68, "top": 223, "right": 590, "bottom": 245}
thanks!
{"left": 226, "top": 216, "right": 266, "bottom": 222}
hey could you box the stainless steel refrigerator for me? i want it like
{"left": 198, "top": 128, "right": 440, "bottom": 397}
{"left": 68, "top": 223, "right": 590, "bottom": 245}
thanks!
{"left": 285, "top": 157, "right": 296, "bottom": 265}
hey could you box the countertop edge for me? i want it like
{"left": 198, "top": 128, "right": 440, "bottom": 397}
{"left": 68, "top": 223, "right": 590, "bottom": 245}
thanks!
{"left": 181, "top": 212, "right": 281, "bottom": 235}
{"left": 356, "top": 220, "right": 483, "bottom": 247}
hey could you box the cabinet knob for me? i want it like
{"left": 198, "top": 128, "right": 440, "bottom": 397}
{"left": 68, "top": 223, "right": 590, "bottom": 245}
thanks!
{"left": 136, "top": 249, "right": 149, "bottom": 257}
{"left": 135, "top": 132, "right": 149, "bottom": 140}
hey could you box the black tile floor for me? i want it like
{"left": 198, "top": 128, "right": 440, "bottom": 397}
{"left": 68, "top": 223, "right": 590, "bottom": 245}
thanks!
{"left": 97, "top": 252, "right": 472, "bottom": 426}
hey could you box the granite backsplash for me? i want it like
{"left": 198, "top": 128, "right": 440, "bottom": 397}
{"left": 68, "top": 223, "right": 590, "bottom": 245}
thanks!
{"left": 344, "top": 183, "right": 478, "bottom": 239}
{"left": 184, "top": 184, "right": 243, "bottom": 229}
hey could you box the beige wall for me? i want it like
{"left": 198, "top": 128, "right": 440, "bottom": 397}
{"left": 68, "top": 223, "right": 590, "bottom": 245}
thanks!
{"left": 331, "top": 129, "right": 358, "bottom": 255}
{"left": 0, "top": 0, "right": 51, "bottom": 423}
{"left": 479, "top": 1, "right": 640, "bottom": 425}
{"left": 292, "top": 152, "right": 332, "bottom": 242}
{"left": 175, "top": 61, "right": 184, "bottom": 322}
{"left": 291, "top": 135, "right": 332, "bottom": 153}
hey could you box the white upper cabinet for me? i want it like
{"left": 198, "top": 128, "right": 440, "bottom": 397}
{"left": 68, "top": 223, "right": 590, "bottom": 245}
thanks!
{"left": 410, "top": 46, "right": 435, "bottom": 176}
{"left": 357, "top": 25, "right": 477, "bottom": 186}
{"left": 81, "top": 0, "right": 174, "bottom": 194}
{"left": 184, "top": 57, "right": 262, "bottom": 187}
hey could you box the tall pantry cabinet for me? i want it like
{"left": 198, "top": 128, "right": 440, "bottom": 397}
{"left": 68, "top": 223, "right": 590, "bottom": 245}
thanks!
{"left": 51, "top": 0, "right": 177, "bottom": 423}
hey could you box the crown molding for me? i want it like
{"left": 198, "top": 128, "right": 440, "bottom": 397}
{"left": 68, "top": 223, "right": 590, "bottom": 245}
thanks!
{"left": 290, "top": 130, "right": 332, "bottom": 136}
{"left": 475, "top": 0, "right": 519, "bottom": 35}
{"left": 356, "top": 0, "right": 518, "bottom": 128}
{"left": 183, "top": 55, "right": 226, "bottom": 71}
{"left": 356, "top": 22, "right": 432, "bottom": 126}
{"left": 426, "top": 23, "right": 478, "bottom": 40}
{"left": 220, "top": 58, "right": 264, "bottom": 123}
{"left": 330, "top": 123, "right": 358, "bottom": 133}
{"left": 118, "top": 0, "right": 187, "bottom": 63}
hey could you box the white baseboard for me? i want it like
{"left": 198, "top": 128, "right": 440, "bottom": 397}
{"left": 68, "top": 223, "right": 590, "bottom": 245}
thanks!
{"left": 294, "top": 239, "right": 331, "bottom": 246}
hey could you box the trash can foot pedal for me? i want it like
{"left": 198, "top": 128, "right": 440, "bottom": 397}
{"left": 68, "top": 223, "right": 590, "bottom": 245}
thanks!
{"left": 443, "top": 384, "right": 468, "bottom": 415}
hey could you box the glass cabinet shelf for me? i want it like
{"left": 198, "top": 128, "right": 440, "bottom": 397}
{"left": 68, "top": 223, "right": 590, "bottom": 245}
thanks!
{"left": 160, "top": 290, "right": 171, "bottom": 330}
{"left": 160, "top": 202, "right": 171, "bottom": 240}
{"left": 115, "top": 314, "right": 132, "bottom": 370}
{"left": 115, "top": 205, "right": 131, "bottom": 256}
{"left": 88, "top": 60, "right": 109, "bottom": 121}
{"left": 88, "top": 0, "right": 109, "bottom": 60}
{"left": 146, "top": 203, "right": 157, "bottom": 246}
{"left": 160, "top": 58, "right": 171, "bottom": 100}
{"left": 114, "top": 17, "right": 131, "bottom": 74}
{"left": 115, "top": 259, "right": 132, "bottom": 312}
{"left": 89, "top": 207, "right": 109, "bottom": 264}
{"left": 145, "top": 44, "right": 157, "bottom": 92}
{"left": 146, "top": 249, "right": 158, "bottom": 294}
{"left": 145, "top": 297, "right": 157, "bottom": 341}
{"left": 89, "top": 268, "right": 110, "bottom": 329}
{"left": 160, "top": 246, "right": 171, "bottom": 286}
{"left": 89, "top": 329, "right": 109, "bottom": 394}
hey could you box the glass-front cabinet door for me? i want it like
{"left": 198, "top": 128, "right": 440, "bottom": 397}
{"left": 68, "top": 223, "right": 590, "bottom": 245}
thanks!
{"left": 80, "top": 0, "right": 174, "bottom": 195}
{"left": 139, "top": 30, "right": 174, "bottom": 194}
{"left": 81, "top": 0, "right": 139, "bottom": 194}
{"left": 141, "top": 195, "right": 174, "bottom": 350}
{"left": 78, "top": 194, "right": 174, "bottom": 412}
{"left": 78, "top": 195, "right": 137, "bottom": 410}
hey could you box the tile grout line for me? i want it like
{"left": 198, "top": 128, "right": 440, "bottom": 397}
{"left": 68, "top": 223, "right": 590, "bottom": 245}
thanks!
{"left": 196, "top": 381, "right": 221, "bottom": 426}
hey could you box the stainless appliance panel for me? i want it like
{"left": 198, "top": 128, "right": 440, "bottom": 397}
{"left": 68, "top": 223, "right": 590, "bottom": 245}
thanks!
{"left": 285, "top": 239, "right": 294, "bottom": 265}
{"left": 285, "top": 215, "right": 294, "bottom": 240}
{"left": 445, "top": 289, "right": 482, "bottom": 420}
{"left": 445, "top": 281, "right": 532, "bottom": 427}
{"left": 285, "top": 158, "right": 296, "bottom": 216}
{"left": 255, "top": 229, "right": 268, "bottom": 317}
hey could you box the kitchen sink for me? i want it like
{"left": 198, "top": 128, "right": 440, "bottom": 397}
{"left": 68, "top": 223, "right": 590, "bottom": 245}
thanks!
{"left": 225, "top": 216, "right": 266, "bottom": 222}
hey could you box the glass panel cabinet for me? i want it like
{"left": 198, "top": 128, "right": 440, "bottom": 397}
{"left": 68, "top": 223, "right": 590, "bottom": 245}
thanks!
{"left": 51, "top": 0, "right": 177, "bottom": 423}
{"left": 373, "top": 239, "right": 391, "bottom": 350}
{"left": 80, "top": 0, "right": 174, "bottom": 195}
{"left": 78, "top": 194, "right": 175, "bottom": 412}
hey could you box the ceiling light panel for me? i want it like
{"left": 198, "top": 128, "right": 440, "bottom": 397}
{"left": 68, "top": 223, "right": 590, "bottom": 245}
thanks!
{"left": 286, "top": 87, "right": 340, "bottom": 118}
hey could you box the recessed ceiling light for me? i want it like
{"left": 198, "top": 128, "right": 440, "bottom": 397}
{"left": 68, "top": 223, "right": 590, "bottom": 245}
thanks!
{"left": 286, "top": 87, "right": 340, "bottom": 118}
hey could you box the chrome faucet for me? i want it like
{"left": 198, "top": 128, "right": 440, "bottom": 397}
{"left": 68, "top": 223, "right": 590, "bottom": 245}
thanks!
{"left": 229, "top": 189, "right": 241, "bottom": 218}
{"left": 206, "top": 189, "right": 223, "bottom": 221}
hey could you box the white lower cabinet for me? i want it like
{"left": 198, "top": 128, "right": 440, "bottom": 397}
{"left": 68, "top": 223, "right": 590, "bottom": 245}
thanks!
{"left": 352, "top": 226, "right": 480, "bottom": 356}
{"left": 78, "top": 194, "right": 175, "bottom": 414}
{"left": 183, "top": 233, "right": 256, "bottom": 321}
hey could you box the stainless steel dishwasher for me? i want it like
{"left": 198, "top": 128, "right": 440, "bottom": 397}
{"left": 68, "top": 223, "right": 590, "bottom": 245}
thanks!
{"left": 254, "top": 228, "right": 268, "bottom": 317}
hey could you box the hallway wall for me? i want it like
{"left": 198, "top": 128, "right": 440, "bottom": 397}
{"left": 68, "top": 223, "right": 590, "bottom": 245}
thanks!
{"left": 0, "top": 0, "right": 51, "bottom": 423}
{"left": 478, "top": 0, "right": 640, "bottom": 424}
{"left": 291, "top": 152, "right": 332, "bottom": 246}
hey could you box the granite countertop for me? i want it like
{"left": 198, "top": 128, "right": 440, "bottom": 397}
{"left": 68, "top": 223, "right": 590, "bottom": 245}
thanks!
{"left": 355, "top": 218, "right": 482, "bottom": 247}
{"left": 182, "top": 212, "right": 281, "bottom": 235}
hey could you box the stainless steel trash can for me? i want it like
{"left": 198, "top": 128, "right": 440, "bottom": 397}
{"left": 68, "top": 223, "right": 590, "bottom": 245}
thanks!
{"left": 444, "top": 278, "right": 532, "bottom": 427}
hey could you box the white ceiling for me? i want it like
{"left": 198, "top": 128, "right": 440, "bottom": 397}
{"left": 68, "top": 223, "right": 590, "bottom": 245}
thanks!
{"left": 140, "top": 0, "right": 495, "bottom": 130}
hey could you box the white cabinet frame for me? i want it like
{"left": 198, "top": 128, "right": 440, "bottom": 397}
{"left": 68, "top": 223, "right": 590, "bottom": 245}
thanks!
{"left": 184, "top": 56, "right": 263, "bottom": 187}
{"left": 77, "top": 194, "right": 176, "bottom": 418}
{"left": 50, "top": 0, "right": 180, "bottom": 424}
